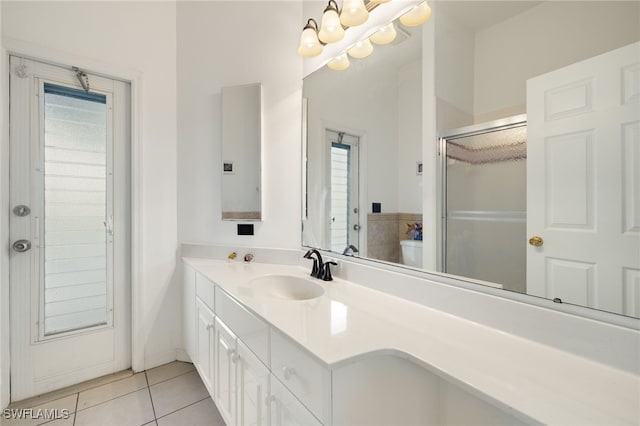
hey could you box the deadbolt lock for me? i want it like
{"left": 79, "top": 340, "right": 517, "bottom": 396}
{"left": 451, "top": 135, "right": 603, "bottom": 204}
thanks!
{"left": 13, "top": 205, "right": 31, "bottom": 217}
{"left": 12, "top": 240, "right": 31, "bottom": 253}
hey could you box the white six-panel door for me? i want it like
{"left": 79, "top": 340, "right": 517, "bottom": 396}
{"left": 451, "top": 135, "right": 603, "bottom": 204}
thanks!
{"left": 9, "top": 56, "right": 131, "bottom": 401}
{"left": 526, "top": 42, "right": 640, "bottom": 316}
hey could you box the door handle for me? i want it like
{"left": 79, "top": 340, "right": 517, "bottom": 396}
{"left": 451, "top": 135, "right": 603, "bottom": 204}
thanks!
{"left": 12, "top": 240, "right": 31, "bottom": 253}
{"left": 529, "top": 236, "right": 543, "bottom": 247}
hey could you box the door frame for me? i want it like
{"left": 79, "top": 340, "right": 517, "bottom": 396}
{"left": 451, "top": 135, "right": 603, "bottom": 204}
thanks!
{"left": 1, "top": 39, "right": 144, "bottom": 406}
{"left": 319, "top": 120, "right": 367, "bottom": 256}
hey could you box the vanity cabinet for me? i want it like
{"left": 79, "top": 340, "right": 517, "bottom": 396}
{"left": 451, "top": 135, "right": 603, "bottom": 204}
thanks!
{"left": 237, "top": 340, "right": 270, "bottom": 426}
{"left": 214, "top": 316, "right": 238, "bottom": 425}
{"left": 195, "top": 298, "right": 215, "bottom": 392}
{"left": 182, "top": 263, "right": 196, "bottom": 360}
{"left": 183, "top": 263, "right": 323, "bottom": 425}
{"left": 270, "top": 329, "right": 330, "bottom": 424}
{"left": 269, "top": 372, "right": 322, "bottom": 426}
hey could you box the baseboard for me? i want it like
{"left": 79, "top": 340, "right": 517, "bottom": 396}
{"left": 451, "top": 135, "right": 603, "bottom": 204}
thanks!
{"left": 176, "top": 348, "right": 191, "bottom": 363}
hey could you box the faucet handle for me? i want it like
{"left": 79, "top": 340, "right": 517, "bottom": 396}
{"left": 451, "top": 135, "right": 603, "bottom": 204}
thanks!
{"left": 322, "top": 261, "right": 338, "bottom": 281}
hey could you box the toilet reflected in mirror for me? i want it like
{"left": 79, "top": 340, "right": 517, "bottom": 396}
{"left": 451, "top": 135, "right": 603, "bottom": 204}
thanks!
{"left": 400, "top": 239, "right": 423, "bottom": 268}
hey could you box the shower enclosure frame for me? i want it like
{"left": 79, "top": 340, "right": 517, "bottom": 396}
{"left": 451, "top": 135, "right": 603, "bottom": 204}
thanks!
{"left": 438, "top": 114, "right": 527, "bottom": 279}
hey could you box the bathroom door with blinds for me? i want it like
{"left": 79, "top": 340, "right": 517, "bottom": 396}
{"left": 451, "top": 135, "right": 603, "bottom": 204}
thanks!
{"left": 9, "top": 56, "right": 131, "bottom": 401}
{"left": 326, "top": 130, "right": 360, "bottom": 254}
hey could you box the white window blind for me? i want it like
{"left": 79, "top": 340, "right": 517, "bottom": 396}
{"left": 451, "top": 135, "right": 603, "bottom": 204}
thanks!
{"left": 42, "top": 83, "right": 109, "bottom": 336}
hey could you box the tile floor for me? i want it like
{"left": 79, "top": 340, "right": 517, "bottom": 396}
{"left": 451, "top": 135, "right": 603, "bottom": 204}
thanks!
{"left": 2, "top": 362, "right": 225, "bottom": 426}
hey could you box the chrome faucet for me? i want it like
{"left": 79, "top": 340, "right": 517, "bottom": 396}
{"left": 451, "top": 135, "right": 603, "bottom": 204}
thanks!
{"left": 303, "top": 249, "right": 337, "bottom": 281}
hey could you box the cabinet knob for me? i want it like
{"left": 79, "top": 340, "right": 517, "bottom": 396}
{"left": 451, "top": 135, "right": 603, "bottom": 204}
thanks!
{"left": 265, "top": 395, "right": 275, "bottom": 405}
{"left": 282, "top": 366, "right": 296, "bottom": 380}
{"left": 206, "top": 324, "right": 214, "bottom": 330}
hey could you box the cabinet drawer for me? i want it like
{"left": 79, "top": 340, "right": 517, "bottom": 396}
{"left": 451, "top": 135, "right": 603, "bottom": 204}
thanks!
{"left": 270, "top": 329, "right": 330, "bottom": 424}
{"left": 215, "top": 287, "right": 269, "bottom": 366}
{"left": 270, "top": 373, "right": 322, "bottom": 426}
{"left": 195, "top": 272, "right": 215, "bottom": 312}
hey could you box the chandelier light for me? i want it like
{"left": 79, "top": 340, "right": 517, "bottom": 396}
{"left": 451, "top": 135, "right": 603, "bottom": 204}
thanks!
{"left": 319, "top": 0, "right": 345, "bottom": 43}
{"left": 399, "top": 1, "right": 432, "bottom": 27}
{"left": 370, "top": 22, "right": 397, "bottom": 45}
{"left": 297, "top": 18, "right": 323, "bottom": 58}
{"left": 327, "top": 54, "right": 351, "bottom": 71}
{"left": 348, "top": 38, "right": 374, "bottom": 59}
{"left": 340, "top": 0, "right": 369, "bottom": 27}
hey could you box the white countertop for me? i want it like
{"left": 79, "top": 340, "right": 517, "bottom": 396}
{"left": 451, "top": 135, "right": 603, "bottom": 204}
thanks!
{"left": 183, "top": 257, "right": 639, "bottom": 425}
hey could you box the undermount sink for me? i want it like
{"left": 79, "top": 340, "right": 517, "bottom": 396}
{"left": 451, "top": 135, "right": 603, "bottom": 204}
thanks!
{"left": 247, "top": 274, "right": 325, "bottom": 300}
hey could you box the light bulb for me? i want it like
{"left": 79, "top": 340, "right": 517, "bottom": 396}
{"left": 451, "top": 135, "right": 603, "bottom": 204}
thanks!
{"left": 297, "top": 19, "right": 323, "bottom": 58}
{"left": 370, "top": 22, "right": 397, "bottom": 45}
{"left": 319, "top": 1, "right": 344, "bottom": 43}
{"left": 348, "top": 39, "right": 374, "bottom": 59}
{"left": 327, "top": 54, "right": 350, "bottom": 71}
{"left": 340, "top": 0, "right": 369, "bottom": 27}
{"left": 399, "top": 1, "right": 432, "bottom": 27}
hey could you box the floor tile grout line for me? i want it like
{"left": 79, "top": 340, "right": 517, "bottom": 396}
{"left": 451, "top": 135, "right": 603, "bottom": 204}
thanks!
{"left": 75, "top": 382, "right": 148, "bottom": 413}
{"left": 73, "top": 392, "right": 79, "bottom": 426}
{"left": 145, "top": 367, "right": 196, "bottom": 388}
{"left": 144, "top": 371, "right": 158, "bottom": 422}
{"left": 153, "top": 396, "right": 212, "bottom": 423}
{"left": 9, "top": 370, "right": 136, "bottom": 410}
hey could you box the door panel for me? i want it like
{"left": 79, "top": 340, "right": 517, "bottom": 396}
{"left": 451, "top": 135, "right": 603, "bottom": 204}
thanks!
{"left": 526, "top": 42, "right": 640, "bottom": 315}
{"left": 9, "top": 56, "right": 130, "bottom": 400}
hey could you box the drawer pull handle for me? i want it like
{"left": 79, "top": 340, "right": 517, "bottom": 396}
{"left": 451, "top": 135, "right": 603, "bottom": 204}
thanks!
{"left": 228, "top": 348, "right": 239, "bottom": 363}
{"left": 282, "top": 366, "right": 296, "bottom": 380}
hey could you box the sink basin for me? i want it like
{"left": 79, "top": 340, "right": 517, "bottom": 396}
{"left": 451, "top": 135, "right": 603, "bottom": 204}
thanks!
{"left": 247, "top": 274, "right": 325, "bottom": 300}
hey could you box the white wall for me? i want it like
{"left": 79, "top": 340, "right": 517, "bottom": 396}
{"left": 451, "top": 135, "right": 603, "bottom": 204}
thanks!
{"left": 177, "top": 1, "right": 302, "bottom": 248}
{"left": 397, "top": 59, "right": 423, "bottom": 215}
{"left": 2, "top": 1, "right": 179, "bottom": 373}
{"left": 473, "top": 1, "right": 640, "bottom": 120}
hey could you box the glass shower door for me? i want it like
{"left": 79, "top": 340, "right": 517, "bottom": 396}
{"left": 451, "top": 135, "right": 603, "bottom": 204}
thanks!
{"left": 443, "top": 118, "right": 527, "bottom": 293}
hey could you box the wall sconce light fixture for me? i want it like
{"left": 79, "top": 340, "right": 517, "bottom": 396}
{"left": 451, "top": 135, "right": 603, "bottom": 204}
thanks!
{"left": 299, "top": 0, "right": 432, "bottom": 70}
{"left": 298, "top": 18, "right": 323, "bottom": 58}
{"left": 340, "top": 0, "right": 369, "bottom": 27}
{"left": 370, "top": 22, "right": 397, "bottom": 45}
{"left": 319, "top": 0, "right": 345, "bottom": 43}
{"left": 399, "top": 1, "right": 432, "bottom": 27}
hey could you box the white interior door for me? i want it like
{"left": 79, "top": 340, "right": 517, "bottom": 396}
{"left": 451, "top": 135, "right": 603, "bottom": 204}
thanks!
{"left": 526, "top": 42, "right": 640, "bottom": 316}
{"left": 327, "top": 130, "right": 360, "bottom": 254}
{"left": 9, "top": 56, "right": 131, "bottom": 401}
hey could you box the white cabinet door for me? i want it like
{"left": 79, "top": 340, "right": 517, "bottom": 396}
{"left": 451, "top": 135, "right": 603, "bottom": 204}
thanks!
{"left": 237, "top": 341, "right": 270, "bottom": 426}
{"left": 195, "top": 298, "right": 215, "bottom": 392}
{"left": 215, "top": 317, "right": 238, "bottom": 425}
{"left": 183, "top": 263, "right": 196, "bottom": 361}
{"left": 269, "top": 375, "right": 322, "bottom": 426}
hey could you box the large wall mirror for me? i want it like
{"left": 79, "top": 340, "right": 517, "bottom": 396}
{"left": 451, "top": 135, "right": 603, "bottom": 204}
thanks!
{"left": 222, "top": 83, "right": 262, "bottom": 221}
{"left": 302, "top": 1, "right": 640, "bottom": 319}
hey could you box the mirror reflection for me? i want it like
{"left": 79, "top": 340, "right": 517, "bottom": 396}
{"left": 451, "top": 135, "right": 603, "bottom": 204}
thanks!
{"left": 221, "top": 83, "right": 262, "bottom": 221}
{"left": 302, "top": 1, "right": 640, "bottom": 318}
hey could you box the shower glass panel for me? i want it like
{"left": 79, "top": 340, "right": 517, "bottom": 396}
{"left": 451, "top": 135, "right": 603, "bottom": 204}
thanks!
{"left": 444, "top": 122, "right": 527, "bottom": 293}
